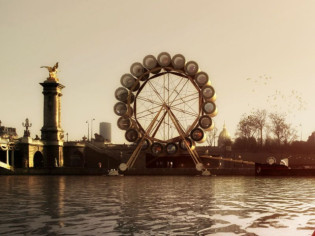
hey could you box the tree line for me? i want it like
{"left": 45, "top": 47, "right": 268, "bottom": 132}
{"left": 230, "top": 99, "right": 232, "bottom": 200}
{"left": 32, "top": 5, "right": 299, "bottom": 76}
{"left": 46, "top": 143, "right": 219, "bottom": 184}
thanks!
{"left": 205, "top": 109, "right": 315, "bottom": 153}
{"left": 232, "top": 109, "right": 315, "bottom": 153}
{"left": 235, "top": 109, "right": 297, "bottom": 147}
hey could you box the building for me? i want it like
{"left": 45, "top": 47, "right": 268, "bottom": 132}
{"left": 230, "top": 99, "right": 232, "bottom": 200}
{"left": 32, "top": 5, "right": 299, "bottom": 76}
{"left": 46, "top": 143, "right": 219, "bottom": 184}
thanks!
{"left": 100, "top": 122, "right": 111, "bottom": 142}
{"left": 0, "top": 121, "right": 18, "bottom": 139}
{"left": 218, "top": 124, "right": 231, "bottom": 147}
{"left": 307, "top": 132, "right": 315, "bottom": 144}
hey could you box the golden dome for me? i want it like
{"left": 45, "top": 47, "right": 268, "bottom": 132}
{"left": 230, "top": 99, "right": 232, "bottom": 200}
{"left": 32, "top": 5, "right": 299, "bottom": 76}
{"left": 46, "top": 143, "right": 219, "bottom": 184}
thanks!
{"left": 218, "top": 124, "right": 231, "bottom": 147}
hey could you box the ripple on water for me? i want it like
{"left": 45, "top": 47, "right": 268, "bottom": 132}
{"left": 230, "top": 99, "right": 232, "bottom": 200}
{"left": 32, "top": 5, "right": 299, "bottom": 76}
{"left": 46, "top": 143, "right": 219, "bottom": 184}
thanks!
{"left": 1, "top": 176, "right": 315, "bottom": 235}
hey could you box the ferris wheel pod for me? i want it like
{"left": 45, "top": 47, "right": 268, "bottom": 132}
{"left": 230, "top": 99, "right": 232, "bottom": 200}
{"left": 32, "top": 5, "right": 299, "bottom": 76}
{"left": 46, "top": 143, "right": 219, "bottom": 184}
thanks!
{"left": 141, "top": 138, "right": 152, "bottom": 150}
{"left": 139, "top": 69, "right": 150, "bottom": 81}
{"left": 184, "top": 61, "right": 199, "bottom": 76}
{"left": 130, "top": 80, "right": 140, "bottom": 91}
{"left": 120, "top": 74, "right": 140, "bottom": 91}
{"left": 114, "top": 87, "right": 135, "bottom": 103}
{"left": 198, "top": 115, "right": 214, "bottom": 131}
{"left": 202, "top": 101, "right": 218, "bottom": 117}
{"left": 125, "top": 128, "right": 140, "bottom": 142}
{"left": 195, "top": 72, "right": 210, "bottom": 88}
{"left": 201, "top": 85, "right": 216, "bottom": 102}
{"left": 151, "top": 142, "right": 164, "bottom": 156}
{"left": 165, "top": 142, "right": 178, "bottom": 154}
{"left": 143, "top": 55, "right": 157, "bottom": 69}
{"left": 130, "top": 62, "right": 149, "bottom": 81}
{"left": 114, "top": 102, "right": 128, "bottom": 116}
{"left": 157, "top": 52, "right": 172, "bottom": 67}
{"left": 179, "top": 138, "right": 196, "bottom": 151}
{"left": 130, "top": 62, "right": 144, "bottom": 77}
{"left": 190, "top": 128, "right": 207, "bottom": 143}
{"left": 171, "top": 54, "right": 186, "bottom": 69}
{"left": 117, "top": 116, "right": 132, "bottom": 130}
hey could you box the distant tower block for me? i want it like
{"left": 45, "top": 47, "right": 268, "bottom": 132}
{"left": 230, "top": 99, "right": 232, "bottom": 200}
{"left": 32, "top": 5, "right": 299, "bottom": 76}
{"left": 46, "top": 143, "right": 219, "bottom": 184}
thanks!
{"left": 100, "top": 122, "right": 111, "bottom": 142}
{"left": 40, "top": 62, "right": 65, "bottom": 167}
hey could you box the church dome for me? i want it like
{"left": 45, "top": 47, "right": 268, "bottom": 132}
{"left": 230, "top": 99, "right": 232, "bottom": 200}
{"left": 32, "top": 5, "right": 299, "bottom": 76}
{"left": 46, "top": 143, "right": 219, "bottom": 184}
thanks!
{"left": 218, "top": 124, "right": 231, "bottom": 147}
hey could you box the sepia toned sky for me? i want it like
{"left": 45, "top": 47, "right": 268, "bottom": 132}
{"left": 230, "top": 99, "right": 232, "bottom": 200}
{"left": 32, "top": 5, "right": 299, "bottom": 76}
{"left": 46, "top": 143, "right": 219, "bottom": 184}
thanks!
{"left": 1, "top": 0, "right": 315, "bottom": 143}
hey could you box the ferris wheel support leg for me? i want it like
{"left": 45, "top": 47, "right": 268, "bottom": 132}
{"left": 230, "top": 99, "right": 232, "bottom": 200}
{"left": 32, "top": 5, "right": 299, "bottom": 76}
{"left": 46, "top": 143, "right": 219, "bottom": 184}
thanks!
{"left": 166, "top": 108, "right": 205, "bottom": 172}
{"left": 127, "top": 138, "right": 146, "bottom": 168}
{"left": 119, "top": 106, "right": 164, "bottom": 172}
{"left": 119, "top": 139, "right": 144, "bottom": 172}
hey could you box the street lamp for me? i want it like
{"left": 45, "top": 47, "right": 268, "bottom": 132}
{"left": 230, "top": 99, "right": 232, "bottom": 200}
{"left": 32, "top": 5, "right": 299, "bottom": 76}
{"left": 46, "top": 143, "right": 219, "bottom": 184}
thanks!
{"left": 86, "top": 121, "right": 89, "bottom": 141}
{"left": 91, "top": 118, "right": 95, "bottom": 142}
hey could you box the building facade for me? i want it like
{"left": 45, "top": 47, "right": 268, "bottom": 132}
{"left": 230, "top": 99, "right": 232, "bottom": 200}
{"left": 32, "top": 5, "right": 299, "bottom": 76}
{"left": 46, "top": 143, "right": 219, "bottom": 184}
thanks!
{"left": 100, "top": 122, "right": 111, "bottom": 142}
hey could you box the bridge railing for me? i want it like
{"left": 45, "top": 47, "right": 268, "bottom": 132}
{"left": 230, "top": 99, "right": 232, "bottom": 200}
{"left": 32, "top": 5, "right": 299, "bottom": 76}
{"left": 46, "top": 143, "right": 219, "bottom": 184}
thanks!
{"left": 0, "top": 139, "right": 15, "bottom": 172}
{"left": 0, "top": 161, "right": 14, "bottom": 171}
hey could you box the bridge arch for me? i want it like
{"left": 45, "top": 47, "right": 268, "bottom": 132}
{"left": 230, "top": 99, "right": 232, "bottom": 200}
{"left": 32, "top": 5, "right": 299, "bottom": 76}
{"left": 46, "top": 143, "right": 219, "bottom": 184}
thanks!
{"left": 70, "top": 150, "right": 84, "bottom": 167}
{"left": 33, "top": 151, "right": 44, "bottom": 168}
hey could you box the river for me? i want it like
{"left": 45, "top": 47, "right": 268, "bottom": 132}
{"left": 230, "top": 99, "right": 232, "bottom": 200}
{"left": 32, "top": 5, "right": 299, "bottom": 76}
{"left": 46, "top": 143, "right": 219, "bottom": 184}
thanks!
{"left": 0, "top": 175, "right": 314, "bottom": 235}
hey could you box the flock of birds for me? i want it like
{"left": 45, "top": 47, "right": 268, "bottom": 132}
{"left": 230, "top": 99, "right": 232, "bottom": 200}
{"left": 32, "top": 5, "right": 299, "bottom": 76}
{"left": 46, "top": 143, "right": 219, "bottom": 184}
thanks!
{"left": 245, "top": 75, "right": 307, "bottom": 115}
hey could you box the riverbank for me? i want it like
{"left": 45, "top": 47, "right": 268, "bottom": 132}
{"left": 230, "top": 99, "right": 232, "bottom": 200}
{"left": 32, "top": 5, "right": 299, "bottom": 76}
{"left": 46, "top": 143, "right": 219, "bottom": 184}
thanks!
{"left": 1, "top": 167, "right": 255, "bottom": 176}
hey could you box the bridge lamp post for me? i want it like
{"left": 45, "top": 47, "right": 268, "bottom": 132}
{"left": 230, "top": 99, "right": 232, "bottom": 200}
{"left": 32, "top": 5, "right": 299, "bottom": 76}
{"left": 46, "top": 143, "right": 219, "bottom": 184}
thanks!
{"left": 91, "top": 118, "right": 95, "bottom": 142}
{"left": 86, "top": 121, "right": 90, "bottom": 141}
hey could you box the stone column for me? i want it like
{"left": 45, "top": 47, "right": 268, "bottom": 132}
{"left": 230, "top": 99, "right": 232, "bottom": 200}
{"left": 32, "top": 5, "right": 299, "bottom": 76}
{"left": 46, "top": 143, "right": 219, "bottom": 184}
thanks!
{"left": 40, "top": 78, "right": 65, "bottom": 168}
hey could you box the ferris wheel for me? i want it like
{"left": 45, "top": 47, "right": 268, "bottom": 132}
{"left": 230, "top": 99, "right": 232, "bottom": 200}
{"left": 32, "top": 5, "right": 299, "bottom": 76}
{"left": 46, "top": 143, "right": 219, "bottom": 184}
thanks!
{"left": 114, "top": 52, "right": 217, "bottom": 172}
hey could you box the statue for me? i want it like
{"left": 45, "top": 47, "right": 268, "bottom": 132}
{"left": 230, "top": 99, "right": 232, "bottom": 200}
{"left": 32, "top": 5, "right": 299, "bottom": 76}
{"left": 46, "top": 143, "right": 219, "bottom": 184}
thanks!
{"left": 22, "top": 118, "right": 32, "bottom": 137}
{"left": 94, "top": 133, "right": 105, "bottom": 142}
{"left": 41, "top": 62, "right": 59, "bottom": 81}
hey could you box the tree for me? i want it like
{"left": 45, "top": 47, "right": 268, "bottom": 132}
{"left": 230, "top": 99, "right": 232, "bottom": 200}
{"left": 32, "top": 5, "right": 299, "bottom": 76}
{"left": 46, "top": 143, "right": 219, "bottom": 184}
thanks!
{"left": 251, "top": 109, "right": 267, "bottom": 147}
{"left": 236, "top": 109, "right": 267, "bottom": 146}
{"left": 236, "top": 114, "right": 256, "bottom": 139}
{"left": 206, "top": 126, "right": 218, "bottom": 146}
{"left": 269, "top": 112, "right": 297, "bottom": 145}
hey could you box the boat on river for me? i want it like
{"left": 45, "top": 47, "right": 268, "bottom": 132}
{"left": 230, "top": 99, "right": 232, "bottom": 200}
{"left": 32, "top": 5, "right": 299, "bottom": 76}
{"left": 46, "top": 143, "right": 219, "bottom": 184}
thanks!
{"left": 255, "top": 163, "right": 315, "bottom": 176}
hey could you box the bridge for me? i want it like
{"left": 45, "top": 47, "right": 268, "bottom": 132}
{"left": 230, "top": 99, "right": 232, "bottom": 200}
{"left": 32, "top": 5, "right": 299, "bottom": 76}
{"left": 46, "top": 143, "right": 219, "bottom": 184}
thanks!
{"left": 0, "top": 139, "right": 15, "bottom": 172}
{"left": 0, "top": 161, "right": 14, "bottom": 171}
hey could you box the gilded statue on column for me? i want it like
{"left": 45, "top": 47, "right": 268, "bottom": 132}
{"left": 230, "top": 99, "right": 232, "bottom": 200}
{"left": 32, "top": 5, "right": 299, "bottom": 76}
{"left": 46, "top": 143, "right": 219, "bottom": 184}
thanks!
{"left": 41, "top": 62, "right": 59, "bottom": 82}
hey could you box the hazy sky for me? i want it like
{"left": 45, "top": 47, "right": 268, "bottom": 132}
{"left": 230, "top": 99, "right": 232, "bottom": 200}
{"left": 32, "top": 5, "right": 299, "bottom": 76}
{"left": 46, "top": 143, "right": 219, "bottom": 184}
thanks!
{"left": 1, "top": 0, "right": 315, "bottom": 143}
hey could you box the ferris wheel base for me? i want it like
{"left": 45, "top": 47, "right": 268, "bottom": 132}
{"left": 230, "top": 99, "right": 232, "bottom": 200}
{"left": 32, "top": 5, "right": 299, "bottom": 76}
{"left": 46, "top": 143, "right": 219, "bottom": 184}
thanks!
{"left": 201, "top": 169, "right": 211, "bottom": 176}
{"left": 195, "top": 163, "right": 204, "bottom": 171}
{"left": 119, "top": 162, "right": 207, "bottom": 173}
{"left": 119, "top": 163, "right": 128, "bottom": 172}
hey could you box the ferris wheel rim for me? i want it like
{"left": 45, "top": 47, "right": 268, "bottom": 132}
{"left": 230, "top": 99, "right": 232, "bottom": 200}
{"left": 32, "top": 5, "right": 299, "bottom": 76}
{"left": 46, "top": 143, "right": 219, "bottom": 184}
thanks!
{"left": 129, "top": 69, "right": 201, "bottom": 143}
{"left": 114, "top": 52, "right": 217, "bottom": 149}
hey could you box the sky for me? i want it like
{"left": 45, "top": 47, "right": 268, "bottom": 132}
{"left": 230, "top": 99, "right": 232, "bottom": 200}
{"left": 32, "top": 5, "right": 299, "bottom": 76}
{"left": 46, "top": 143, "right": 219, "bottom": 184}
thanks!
{"left": 1, "top": 0, "right": 315, "bottom": 143}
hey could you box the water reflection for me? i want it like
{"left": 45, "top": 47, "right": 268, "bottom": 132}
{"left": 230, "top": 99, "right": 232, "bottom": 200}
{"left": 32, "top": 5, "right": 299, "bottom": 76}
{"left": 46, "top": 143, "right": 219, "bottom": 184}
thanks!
{"left": 0, "top": 176, "right": 315, "bottom": 235}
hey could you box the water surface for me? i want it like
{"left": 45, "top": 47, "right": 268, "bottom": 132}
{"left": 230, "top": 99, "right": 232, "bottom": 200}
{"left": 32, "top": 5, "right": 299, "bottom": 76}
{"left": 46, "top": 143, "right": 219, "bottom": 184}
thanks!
{"left": 1, "top": 175, "right": 315, "bottom": 235}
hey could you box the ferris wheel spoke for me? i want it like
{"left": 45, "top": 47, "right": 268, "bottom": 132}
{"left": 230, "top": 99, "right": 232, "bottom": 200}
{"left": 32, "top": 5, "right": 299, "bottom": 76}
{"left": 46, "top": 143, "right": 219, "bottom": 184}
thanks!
{"left": 147, "top": 80, "right": 166, "bottom": 103}
{"left": 136, "top": 106, "right": 162, "bottom": 120}
{"left": 169, "top": 106, "right": 199, "bottom": 117}
{"left": 171, "top": 97, "right": 200, "bottom": 116}
{"left": 165, "top": 75, "right": 188, "bottom": 105}
{"left": 171, "top": 95, "right": 199, "bottom": 113}
{"left": 168, "top": 78, "right": 190, "bottom": 106}
{"left": 137, "top": 96, "right": 163, "bottom": 107}
{"left": 171, "top": 92, "right": 199, "bottom": 104}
